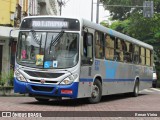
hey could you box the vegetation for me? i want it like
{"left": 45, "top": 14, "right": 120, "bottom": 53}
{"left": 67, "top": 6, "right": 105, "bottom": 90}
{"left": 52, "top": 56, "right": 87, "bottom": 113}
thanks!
{"left": 0, "top": 69, "right": 14, "bottom": 87}
{"left": 0, "top": 69, "right": 14, "bottom": 95}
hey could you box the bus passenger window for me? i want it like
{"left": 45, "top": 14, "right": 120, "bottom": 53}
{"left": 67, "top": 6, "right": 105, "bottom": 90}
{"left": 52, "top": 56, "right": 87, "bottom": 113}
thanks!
{"left": 146, "top": 49, "right": 151, "bottom": 66}
{"left": 133, "top": 45, "right": 139, "bottom": 64}
{"left": 95, "top": 31, "right": 104, "bottom": 59}
{"left": 124, "top": 42, "right": 133, "bottom": 63}
{"left": 115, "top": 38, "right": 123, "bottom": 61}
{"left": 121, "top": 40, "right": 127, "bottom": 51}
{"left": 121, "top": 40, "right": 127, "bottom": 62}
{"left": 105, "top": 35, "right": 114, "bottom": 60}
{"left": 140, "top": 47, "right": 145, "bottom": 65}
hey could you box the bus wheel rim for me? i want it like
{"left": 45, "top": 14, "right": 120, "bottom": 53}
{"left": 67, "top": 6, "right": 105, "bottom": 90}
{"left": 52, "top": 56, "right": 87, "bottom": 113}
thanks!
{"left": 135, "top": 84, "right": 139, "bottom": 94}
{"left": 92, "top": 85, "right": 99, "bottom": 98}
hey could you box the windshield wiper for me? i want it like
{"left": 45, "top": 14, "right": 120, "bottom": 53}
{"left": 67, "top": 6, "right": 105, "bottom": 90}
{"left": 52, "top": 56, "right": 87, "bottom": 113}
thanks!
{"left": 50, "top": 30, "right": 64, "bottom": 46}
{"left": 39, "top": 34, "right": 42, "bottom": 53}
{"left": 31, "top": 30, "right": 41, "bottom": 45}
{"left": 30, "top": 30, "right": 43, "bottom": 54}
{"left": 21, "top": 61, "right": 35, "bottom": 64}
{"left": 49, "top": 31, "right": 64, "bottom": 54}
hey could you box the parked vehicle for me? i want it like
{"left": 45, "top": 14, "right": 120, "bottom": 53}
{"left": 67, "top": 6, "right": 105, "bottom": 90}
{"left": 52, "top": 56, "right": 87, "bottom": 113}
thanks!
{"left": 152, "top": 65, "right": 157, "bottom": 88}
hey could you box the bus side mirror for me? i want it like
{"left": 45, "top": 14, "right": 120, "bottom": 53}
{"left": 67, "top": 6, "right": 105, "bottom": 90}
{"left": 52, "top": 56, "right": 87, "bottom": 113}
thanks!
{"left": 86, "top": 34, "right": 92, "bottom": 46}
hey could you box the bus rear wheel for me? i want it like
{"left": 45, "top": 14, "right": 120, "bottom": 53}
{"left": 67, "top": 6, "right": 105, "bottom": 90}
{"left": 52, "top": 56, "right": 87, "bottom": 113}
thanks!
{"left": 131, "top": 80, "right": 139, "bottom": 97}
{"left": 35, "top": 98, "right": 49, "bottom": 102}
{"left": 88, "top": 80, "right": 102, "bottom": 104}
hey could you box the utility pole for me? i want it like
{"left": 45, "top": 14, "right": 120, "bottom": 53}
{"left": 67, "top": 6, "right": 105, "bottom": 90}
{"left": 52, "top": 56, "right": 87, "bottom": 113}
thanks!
{"left": 28, "top": 0, "right": 30, "bottom": 16}
{"left": 91, "top": 0, "right": 93, "bottom": 22}
{"left": 57, "top": 0, "right": 64, "bottom": 16}
{"left": 96, "top": 0, "right": 99, "bottom": 23}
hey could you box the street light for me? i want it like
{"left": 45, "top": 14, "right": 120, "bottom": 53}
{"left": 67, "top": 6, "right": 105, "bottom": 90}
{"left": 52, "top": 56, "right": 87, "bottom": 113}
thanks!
{"left": 57, "top": 0, "right": 65, "bottom": 16}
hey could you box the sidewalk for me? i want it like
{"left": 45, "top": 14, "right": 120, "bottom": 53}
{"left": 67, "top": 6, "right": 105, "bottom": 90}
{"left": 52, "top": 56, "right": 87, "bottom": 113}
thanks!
{"left": 0, "top": 89, "right": 27, "bottom": 97}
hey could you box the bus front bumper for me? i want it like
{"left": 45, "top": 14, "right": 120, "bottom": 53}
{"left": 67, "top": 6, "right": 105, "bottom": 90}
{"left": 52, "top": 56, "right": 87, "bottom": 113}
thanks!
{"left": 14, "top": 78, "right": 78, "bottom": 98}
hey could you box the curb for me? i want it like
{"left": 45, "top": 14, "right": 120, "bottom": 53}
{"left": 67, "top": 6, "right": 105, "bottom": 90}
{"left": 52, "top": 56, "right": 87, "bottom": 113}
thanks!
{"left": 0, "top": 89, "right": 27, "bottom": 97}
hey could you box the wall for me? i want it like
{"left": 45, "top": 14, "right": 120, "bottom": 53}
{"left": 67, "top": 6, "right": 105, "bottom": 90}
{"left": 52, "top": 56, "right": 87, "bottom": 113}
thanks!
{"left": 0, "top": 0, "right": 17, "bottom": 26}
{"left": 2, "top": 39, "right": 10, "bottom": 74}
{"left": 0, "top": 26, "right": 18, "bottom": 75}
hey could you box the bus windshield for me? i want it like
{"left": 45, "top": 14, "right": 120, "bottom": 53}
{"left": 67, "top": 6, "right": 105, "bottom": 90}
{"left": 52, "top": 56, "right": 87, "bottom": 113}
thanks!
{"left": 16, "top": 31, "right": 79, "bottom": 69}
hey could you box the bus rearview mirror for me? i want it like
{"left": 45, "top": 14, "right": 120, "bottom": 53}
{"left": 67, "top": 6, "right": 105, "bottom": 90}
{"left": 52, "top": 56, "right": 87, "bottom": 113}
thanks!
{"left": 87, "top": 34, "right": 92, "bottom": 46}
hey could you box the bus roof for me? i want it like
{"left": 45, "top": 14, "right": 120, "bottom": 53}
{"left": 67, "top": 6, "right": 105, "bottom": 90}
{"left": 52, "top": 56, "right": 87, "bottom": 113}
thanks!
{"left": 82, "top": 19, "right": 153, "bottom": 50}
{"left": 21, "top": 16, "right": 153, "bottom": 50}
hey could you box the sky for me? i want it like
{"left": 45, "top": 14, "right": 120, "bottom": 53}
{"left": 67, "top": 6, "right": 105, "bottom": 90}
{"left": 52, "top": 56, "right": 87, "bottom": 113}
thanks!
{"left": 61, "top": 0, "right": 110, "bottom": 23}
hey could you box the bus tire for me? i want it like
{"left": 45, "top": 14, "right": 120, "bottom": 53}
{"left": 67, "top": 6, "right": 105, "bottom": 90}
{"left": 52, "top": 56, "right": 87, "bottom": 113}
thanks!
{"left": 131, "top": 80, "right": 139, "bottom": 97}
{"left": 88, "top": 79, "right": 102, "bottom": 104}
{"left": 35, "top": 98, "right": 49, "bottom": 102}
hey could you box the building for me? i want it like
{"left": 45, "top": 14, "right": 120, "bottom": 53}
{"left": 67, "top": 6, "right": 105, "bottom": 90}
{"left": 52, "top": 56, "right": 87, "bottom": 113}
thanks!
{"left": 0, "top": 0, "right": 18, "bottom": 75}
{"left": 0, "top": 0, "right": 60, "bottom": 76}
{"left": 37, "top": 0, "right": 60, "bottom": 15}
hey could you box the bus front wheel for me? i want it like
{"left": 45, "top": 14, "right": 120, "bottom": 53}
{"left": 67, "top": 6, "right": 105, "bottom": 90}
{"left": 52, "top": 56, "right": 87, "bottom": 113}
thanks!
{"left": 88, "top": 80, "right": 102, "bottom": 104}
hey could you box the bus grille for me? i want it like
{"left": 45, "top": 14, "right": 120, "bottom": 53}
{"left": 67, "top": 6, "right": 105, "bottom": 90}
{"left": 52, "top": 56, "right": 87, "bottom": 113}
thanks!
{"left": 29, "top": 79, "right": 58, "bottom": 84}
{"left": 24, "top": 70, "right": 64, "bottom": 78}
{"left": 31, "top": 85, "right": 54, "bottom": 92}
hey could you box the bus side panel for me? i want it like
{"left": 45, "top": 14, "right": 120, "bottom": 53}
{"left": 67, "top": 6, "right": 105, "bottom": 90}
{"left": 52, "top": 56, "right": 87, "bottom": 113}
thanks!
{"left": 77, "top": 60, "right": 152, "bottom": 98}
{"left": 139, "top": 66, "right": 153, "bottom": 91}
{"left": 102, "top": 60, "right": 135, "bottom": 95}
{"left": 78, "top": 66, "right": 92, "bottom": 98}
{"left": 94, "top": 59, "right": 152, "bottom": 95}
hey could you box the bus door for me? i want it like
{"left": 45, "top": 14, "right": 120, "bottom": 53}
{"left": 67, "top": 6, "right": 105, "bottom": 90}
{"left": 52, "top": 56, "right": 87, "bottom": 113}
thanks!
{"left": 78, "top": 28, "right": 94, "bottom": 98}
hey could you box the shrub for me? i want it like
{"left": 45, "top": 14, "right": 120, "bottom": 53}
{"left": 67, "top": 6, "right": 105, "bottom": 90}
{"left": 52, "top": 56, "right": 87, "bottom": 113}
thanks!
{"left": 0, "top": 70, "right": 14, "bottom": 87}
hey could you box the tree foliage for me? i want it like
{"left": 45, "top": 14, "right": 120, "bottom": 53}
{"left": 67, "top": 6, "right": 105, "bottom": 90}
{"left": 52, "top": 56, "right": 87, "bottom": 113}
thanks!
{"left": 101, "top": 0, "right": 160, "bottom": 20}
{"left": 100, "top": 0, "right": 143, "bottom": 20}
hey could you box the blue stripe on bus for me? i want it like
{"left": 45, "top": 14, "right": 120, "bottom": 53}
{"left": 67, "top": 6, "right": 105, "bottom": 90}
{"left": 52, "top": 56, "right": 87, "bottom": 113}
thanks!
{"left": 103, "top": 79, "right": 134, "bottom": 82}
{"left": 80, "top": 78, "right": 152, "bottom": 82}
{"left": 140, "top": 79, "right": 152, "bottom": 82}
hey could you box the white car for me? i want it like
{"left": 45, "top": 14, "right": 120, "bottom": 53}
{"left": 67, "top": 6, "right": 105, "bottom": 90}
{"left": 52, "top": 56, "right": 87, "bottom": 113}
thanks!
{"left": 152, "top": 71, "right": 157, "bottom": 88}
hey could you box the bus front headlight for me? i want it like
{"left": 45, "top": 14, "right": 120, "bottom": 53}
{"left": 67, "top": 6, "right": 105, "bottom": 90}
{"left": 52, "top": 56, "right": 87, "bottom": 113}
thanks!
{"left": 15, "top": 70, "right": 26, "bottom": 82}
{"left": 60, "top": 74, "right": 78, "bottom": 85}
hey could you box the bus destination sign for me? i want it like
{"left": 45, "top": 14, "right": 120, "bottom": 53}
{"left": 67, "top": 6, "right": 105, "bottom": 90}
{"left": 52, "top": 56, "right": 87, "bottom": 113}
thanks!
{"left": 32, "top": 21, "right": 69, "bottom": 28}
{"left": 20, "top": 17, "right": 80, "bottom": 31}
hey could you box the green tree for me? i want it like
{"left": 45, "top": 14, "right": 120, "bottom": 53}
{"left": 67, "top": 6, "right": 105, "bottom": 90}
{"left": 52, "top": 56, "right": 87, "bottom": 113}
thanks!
{"left": 101, "top": 0, "right": 160, "bottom": 20}
{"left": 109, "top": 19, "right": 130, "bottom": 34}
{"left": 100, "top": 0, "right": 143, "bottom": 20}
{"left": 100, "top": 20, "right": 109, "bottom": 28}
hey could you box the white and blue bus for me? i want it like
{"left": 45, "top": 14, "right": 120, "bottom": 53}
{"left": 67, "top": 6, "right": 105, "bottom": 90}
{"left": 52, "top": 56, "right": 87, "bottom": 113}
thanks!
{"left": 14, "top": 16, "right": 153, "bottom": 103}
